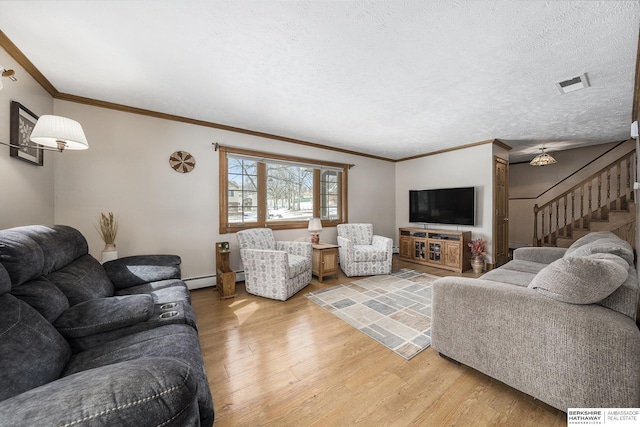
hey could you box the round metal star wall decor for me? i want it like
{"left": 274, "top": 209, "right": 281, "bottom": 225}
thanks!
{"left": 169, "top": 151, "right": 195, "bottom": 173}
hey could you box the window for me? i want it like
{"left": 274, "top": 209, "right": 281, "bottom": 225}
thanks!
{"left": 219, "top": 146, "right": 348, "bottom": 233}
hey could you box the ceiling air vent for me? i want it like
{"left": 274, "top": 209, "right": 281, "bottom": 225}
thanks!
{"left": 555, "top": 73, "right": 589, "bottom": 94}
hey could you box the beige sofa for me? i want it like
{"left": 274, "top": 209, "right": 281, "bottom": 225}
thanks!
{"left": 432, "top": 231, "right": 640, "bottom": 411}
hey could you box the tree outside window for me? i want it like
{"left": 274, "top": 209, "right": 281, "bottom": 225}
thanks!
{"left": 218, "top": 146, "right": 348, "bottom": 233}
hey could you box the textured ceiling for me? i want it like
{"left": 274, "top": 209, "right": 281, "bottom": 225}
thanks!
{"left": 0, "top": 1, "right": 638, "bottom": 162}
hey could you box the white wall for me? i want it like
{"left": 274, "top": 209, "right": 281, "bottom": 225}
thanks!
{"left": 0, "top": 48, "right": 54, "bottom": 228}
{"left": 395, "top": 143, "right": 495, "bottom": 263}
{"left": 53, "top": 100, "right": 396, "bottom": 282}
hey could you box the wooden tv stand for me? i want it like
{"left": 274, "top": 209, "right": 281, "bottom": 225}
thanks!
{"left": 399, "top": 228, "right": 471, "bottom": 273}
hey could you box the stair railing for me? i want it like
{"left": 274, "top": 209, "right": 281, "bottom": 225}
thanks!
{"left": 533, "top": 150, "right": 636, "bottom": 246}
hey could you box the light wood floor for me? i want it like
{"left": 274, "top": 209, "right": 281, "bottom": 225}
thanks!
{"left": 191, "top": 256, "right": 566, "bottom": 426}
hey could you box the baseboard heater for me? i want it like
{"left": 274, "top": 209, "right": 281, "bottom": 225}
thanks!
{"left": 183, "top": 271, "right": 244, "bottom": 290}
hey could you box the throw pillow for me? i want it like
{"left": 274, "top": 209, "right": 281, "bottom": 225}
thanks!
{"left": 564, "top": 233, "right": 634, "bottom": 266}
{"left": 529, "top": 253, "right": 628, "bottom": 304}
{"left": 565, "top": 231, "right": 617, "bottom": 252}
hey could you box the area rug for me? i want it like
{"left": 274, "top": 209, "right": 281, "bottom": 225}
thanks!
{"left": 305, "top": 269, "right": 440, "bottom": 360}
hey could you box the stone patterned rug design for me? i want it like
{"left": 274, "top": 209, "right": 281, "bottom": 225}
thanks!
{"left": 305, "top": 269, "right": 440, "bottom": 360}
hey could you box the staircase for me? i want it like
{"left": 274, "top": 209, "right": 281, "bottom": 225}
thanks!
{"left": 533, "top": 150, "right": 637, "bottom": 248}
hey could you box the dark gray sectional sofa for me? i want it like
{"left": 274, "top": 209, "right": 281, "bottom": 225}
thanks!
{"left": 0, "top": 225, "right": 214, "bottom": 426}
{"left": 432, "top": 231, "right": 640, "bottom": 412}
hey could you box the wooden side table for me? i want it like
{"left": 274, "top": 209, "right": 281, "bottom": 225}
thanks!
{"left": 216, "top": 242, "right": 236, "bottom": 299}
{"left": 312, "top": 243, "right": 339, "bottom": 282}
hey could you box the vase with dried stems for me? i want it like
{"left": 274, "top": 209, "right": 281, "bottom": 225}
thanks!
{"left": 96, "top": 212, "right": 118, "bottom": 263}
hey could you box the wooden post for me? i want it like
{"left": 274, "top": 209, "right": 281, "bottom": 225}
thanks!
{"left": 216, "top": 242, "right": 236, "bottom": 299}
{"left": 597, "top": 174, "right": 602, "bottom": 219}
{"left": 580, "top": 185, "right": 585, "bottom": 229}
{"left": 617, "top": 162, "right": 622, "bottom": 210}
{"left": 571, "top": 191, "right": 575, "bottom": 229}
{"left": 533, "top": 204, "right": 539, "bottom": 246}
{"left": 588, "top": 181, "right": 593, "bottom": 221}
{"left": 563, "top": 195, "right": 568, "bottom": 237}
{"left": 606, "top": 169, "right": 611, "bottom": 210}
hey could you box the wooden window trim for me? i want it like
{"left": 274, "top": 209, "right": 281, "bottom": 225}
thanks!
{"left": 219, "top": 146, "right": 349, "bottom": 234}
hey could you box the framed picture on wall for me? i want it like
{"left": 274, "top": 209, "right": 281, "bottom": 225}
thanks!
{"left": 10, "top": 101, "right": 43, "bottom": 166}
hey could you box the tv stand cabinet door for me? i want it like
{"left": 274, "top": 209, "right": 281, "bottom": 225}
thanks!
{"left": 427, "top": 239, "right": 442, "bottom": 264}
{"left": 443, "top": 241, "right": 461, "bottom": 270}
{"left": 399, "top": 236, "right": 413, "bottom": 259}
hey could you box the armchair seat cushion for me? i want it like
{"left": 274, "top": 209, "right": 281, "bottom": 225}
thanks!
{"left": 353, "top": 245, "right": 388, "bottom": 262}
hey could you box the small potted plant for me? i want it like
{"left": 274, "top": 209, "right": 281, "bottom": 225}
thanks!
{"left": 96, "top": 212, "right": 118, "bottom": 263}
{"left": 468, "top": 238, "right": 487, "bottom": 274}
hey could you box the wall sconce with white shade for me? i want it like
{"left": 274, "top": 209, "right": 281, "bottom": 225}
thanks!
{"left": 529, "top": 147, "right": 556, "bottom": 166}
{"left": 308, "top": 218, "right": 322, "bottom": 244}
{"left": 0, "top": 114, "right": 89, "bottom": 152}
{"left": 30, "top": 115, "right": 89, "bottom": 151}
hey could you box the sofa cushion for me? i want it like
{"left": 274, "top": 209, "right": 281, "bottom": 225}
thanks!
{"left": 64, "top": 324, "right": 214, "bottom": 427}
{"left": 0, "top": 264, "right": 10, "bottom": 295}
{"left": 480, "top": 269, "right": 537, "bottom": 287}
{"left": 0, "top": 230, "right": 44, "bottom": 285}
{"left": 497, "top": 259, "right": 548, "bottom": 275}
{"left": 15, "top": 225, "right": 88, "bottom": 274}
{"left": 565, "top": 232, "right": 634, "bottom": 266}
{"left": 566, "top": 231, "right": 619, "bottom": 251}
{"left": 11, "top": 277, "right": 70, "bottom": 323}
{"left": 529, "top": 253, "right": 628, "bottom": 304}
{"left": 598, "top": 266, "right": 640, "bottom": 319}
{"left": 0, "top": 358, "right": 200, "bottom": 427}
{"left": 0, "top": 293, "right": 71, "bottom": 400}
{"left": 45, "top": 254, "right": 115, "bottom": 305}
{"left": 54, "top": 295, "right": 154, "bottom": 339}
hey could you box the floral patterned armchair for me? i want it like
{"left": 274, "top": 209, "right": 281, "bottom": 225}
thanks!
{"left": 337, "top": 223, "right": 393, "bottom": 277}
{"left": 236, "top": 228, "right": 312, "bottom": 301}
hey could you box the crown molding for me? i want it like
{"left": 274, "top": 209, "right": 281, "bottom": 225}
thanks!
{"left": 0, "top": 30, "right": 58, "bottom": 96}
{"left": 395, "top": 139, "right": 511, "bottom": 162}
{"left": 1, "top": 29, "right": 511, "bottom": 164}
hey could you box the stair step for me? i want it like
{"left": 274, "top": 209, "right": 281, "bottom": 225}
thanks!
{"left": 590, "top": 212, "right": 635, "bottom": 232}
{"left": 571, "top": 229, "right": 591, "bottom": 240}
{"left": 555, "top": 238, "right": 574, "bottom": 248}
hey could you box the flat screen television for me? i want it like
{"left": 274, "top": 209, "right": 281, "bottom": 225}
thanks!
{"left": 409, "top": 187, "right": 475, "bottom": 226}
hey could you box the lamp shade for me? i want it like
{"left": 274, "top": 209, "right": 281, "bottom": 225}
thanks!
{"left": 530, "top": 148, "right": 556, "bottom": 166}
{"left": 308, "top": 218, "right": 322, "bottom": 232}
{"left": 30, "top": 115, "right": 89, "bottom": 150}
